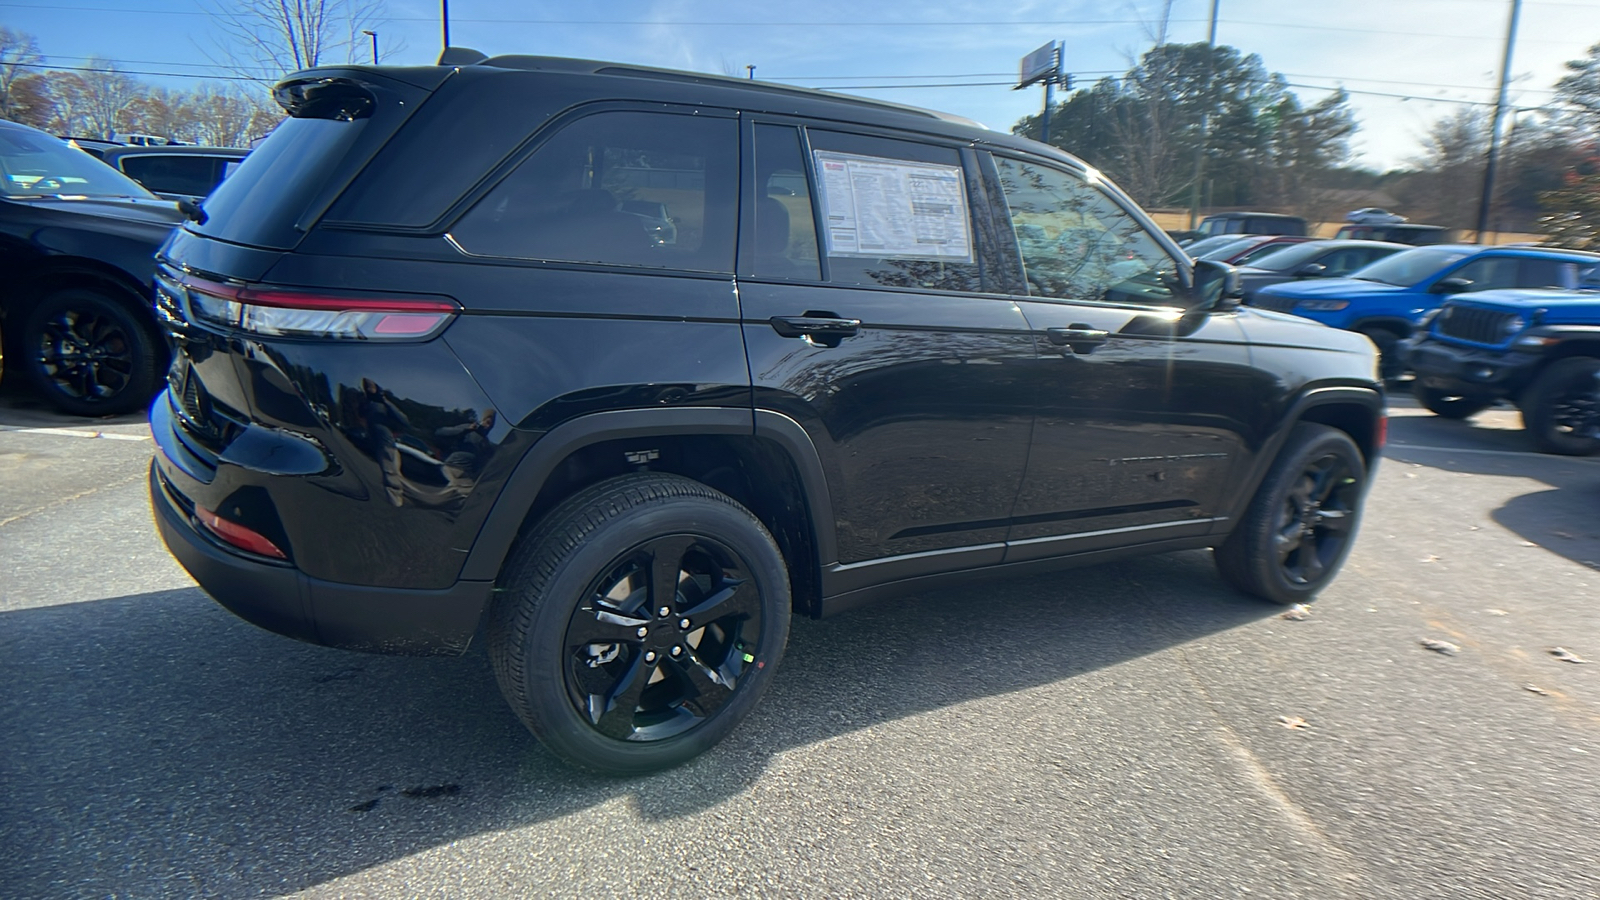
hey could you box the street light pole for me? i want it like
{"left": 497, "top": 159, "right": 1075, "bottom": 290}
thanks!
{"left": 362, "top": 30, "right": 378, "bottom": 64}
{"left": 441, "top": 0, "right": 451, "bottom": 50}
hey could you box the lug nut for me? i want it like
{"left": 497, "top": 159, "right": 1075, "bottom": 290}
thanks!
{"left": 657, "top": 606, "right": 671, "bottom": 618}
{"left": 670, "top": 645, "right": 683, "bottom": 657}
{"left": 644, "top": 651, "right": 657, "bottom": 663}
{"left": 636, "top": 626, "right": 649, "bottom": 638}
{"left": 679, "top": 618, "right": 691, "bottom": 629}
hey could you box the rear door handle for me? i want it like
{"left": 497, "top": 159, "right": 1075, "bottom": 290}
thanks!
{"left": 1047, "top": 324, "right": 1110, "bottom": 352}
{"left": 770, "top": 315, "right": 862, "bottom": 344}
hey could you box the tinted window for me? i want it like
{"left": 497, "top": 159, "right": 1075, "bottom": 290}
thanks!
{"left": 806, "top": 130, "right": 986, "bottom": 293}
{"left": 1248, "top": 241, "right": 1333, "bottom": 272}
{"left": 1450, "top": 257, "right": 1522, "bottom": 292}
{"left": 195, "top": 117, "right": 367, "bottom": 249}
{"left": 452, "top": 112, "right": 737, "bottom": 272}
{"left": 1353, "top": 246, "right": 1472, "bottom": 286}
{"left": 119, "top": 155, "right": 218, "bottom": 197}
{"left": 1232, "top": 240, "right": 1295, "bottom": 266}
{"left": 994, "top": 156, "right": 1179, "bottom": 306}
{"left": 0, "top": 127, "right": 154, "bottom": 199}
{"left": 749, "top": 124, "right": 820, "bottom": 280}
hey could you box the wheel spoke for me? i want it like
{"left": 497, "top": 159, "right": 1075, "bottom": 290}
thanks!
{"left": 1315, "top": 508, "right": 1353, "bottom": 534}
{"left": 591, "top": 652, "right": 653, "bottom": 739}
{"left": 1274, "top": 521, "right": 1304, "bottom": 560}
{"left": 567, "top": 604, "right": 651, "bottom": 645}
{"left": 648, "top": 535, "right": 697, "bottom": 611}
{"left": 673, "top": 649, "right": 736, "bottom": 711}
{"left": 1298, "top": 545, "right": 1327, "bottom": 583}
{"left": 680, "top": 577, "right": 757, "bottom": 624}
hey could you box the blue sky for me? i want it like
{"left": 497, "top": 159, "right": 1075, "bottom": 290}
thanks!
{"left": 5, "top": 0, "right": 1600, "bottom": 171}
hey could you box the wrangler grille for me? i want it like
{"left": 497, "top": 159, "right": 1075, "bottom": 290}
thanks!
{"left": 1435, "top": 305, "right": 1522, "bottom": 347}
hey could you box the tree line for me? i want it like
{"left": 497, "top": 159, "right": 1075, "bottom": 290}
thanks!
{"left": 1016, "top": 40, "right": 1600, "bottom": 245}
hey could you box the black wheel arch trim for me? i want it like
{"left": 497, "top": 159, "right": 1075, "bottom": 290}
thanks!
{"left": 1219, "top": 385, "right": 1384, "bottom": 527}
{"left": 457, "top": 407, "right": 840, "bottom": 583}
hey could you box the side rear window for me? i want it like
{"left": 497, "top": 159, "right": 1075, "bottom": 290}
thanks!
{"left": 805, "top": 130, "right": 986, "bottom": 293}
{"left": 748, "top": 124, "right": 820, "bottom": 280}
{"left": 451, "top": 111, "right": 737, "bottom": 273}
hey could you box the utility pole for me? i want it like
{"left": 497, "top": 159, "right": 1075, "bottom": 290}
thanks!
{"left": 1476, "top": 0, "right": 1523, "bottom": 244}
{"left": 1187, "top": 0, "right": 1221, "bottom": 230}
{"left": 746, "top": 65, "right": 756, "bottom": 80}
{"left": 441, "top": 0, "right": 451, "bottom": 51}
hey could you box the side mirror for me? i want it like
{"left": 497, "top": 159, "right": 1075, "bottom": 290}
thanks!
{"left": 1293, "top": 262, "right": 1327, "bottom": 278}
{"left": 1191, "top": 259, "right": 1242, "bottom": 310}
{"left": 1430, "top": 277, "right": 1473, "bottom": 295}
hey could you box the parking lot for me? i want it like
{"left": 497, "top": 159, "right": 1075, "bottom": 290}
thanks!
{"left": 2, "top": 383, "right": 1598, "bottom": 899}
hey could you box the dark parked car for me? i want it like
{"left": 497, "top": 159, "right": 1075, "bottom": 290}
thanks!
{"left": 1333, "top": 223, "right": 1452, "bottom": 245}
{"left": 1251, "top": 244, "right": 1600, "bottom": 380}
{"left": 1212, "top": 235, "right": 1314, "bottom": 266}
{"left": 149, "top": 52, "right": 1385, "bottom": 775}
{"left": 1195, "top": 211, "right": 1309, "bottom": 238}
{"left": 0, "top": 121, "right": 182, "bottom": 415}
{"left": 1234, "top": 239, "right": 1407, "bottom": 302}
{"left": 100, "top": 145, "right": 250, "bottom": 205}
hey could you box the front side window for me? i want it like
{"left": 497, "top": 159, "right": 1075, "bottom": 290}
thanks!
{"left": 452, "top": 111, "right": 737, "bottom": 272}
{"left": 993, "top": 156, "right": 1178, "bottom": 306}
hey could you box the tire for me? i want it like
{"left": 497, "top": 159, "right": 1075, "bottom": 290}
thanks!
{"left": 22, "top": 288, "right": 164, "bottom": 417}
{"left": 1357, "top": 326, "right": 1405, "bottom": 382}
{"left": 1215, "top": 423, "right": 1367, "bottom": 605}
{"left": 1521, "top": 357, "right": 1600, "bottom": 456}
{"left": 1412, "top": 383, "right": 1491, "bottom": 420}
{"left": 488, "top": 472, "right": 791, "bottom": 775}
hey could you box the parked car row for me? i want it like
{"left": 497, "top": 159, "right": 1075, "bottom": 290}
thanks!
{"left": 0, "top": 125, "right": 249, "bottom": 414}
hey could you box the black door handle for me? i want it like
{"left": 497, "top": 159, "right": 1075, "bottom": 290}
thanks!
{"left": 770, "top": 315, "right": 862, "bottom": 344}
{"left": 1047, "top": 324, "right": 1110, "bottom": 353}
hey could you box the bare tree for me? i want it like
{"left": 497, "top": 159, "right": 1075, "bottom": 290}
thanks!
{"left": 0, "top": 26, "right": 43, "bottom": 122}
{"left": 204, "top": 0, "right": 395, "bottom": 85}
{"left": 73, "top": 57, "right": 141, "bottom": 138}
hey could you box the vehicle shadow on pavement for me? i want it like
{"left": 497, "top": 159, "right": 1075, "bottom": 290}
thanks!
{"left": 0, "top": 550, "right": 1270, "bottom": 898}
{"left": 1384, "top": 411, "right": 1600, "bottom": 572}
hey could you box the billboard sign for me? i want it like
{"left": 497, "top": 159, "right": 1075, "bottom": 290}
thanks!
{"left": 1017, "top": 41, "right": 1058, "bottom": 89}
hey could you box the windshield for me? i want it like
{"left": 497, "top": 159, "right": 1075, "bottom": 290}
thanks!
{"left": 1188, "top": 235, "right": 1258, "bottom": 260}
{"left": 1249, "top": 241, "right": 1337, "bottom": 272}
{"left": 1350, "top": 246, "right": 1470, "bottom": 286}
{"left": 0, "top": 127, "right": 156, "bottom": 199}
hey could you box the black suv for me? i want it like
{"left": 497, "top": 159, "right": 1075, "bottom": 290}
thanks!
{"left": 0, "top": 120, "right": 183, "bottom": 415}
{"left": 149, "top": 54, "right": 1385, "bottom": 774}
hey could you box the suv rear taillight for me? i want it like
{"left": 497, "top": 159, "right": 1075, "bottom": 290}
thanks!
{"left": 183, "top": 278, "right": 458, "bottom": 341}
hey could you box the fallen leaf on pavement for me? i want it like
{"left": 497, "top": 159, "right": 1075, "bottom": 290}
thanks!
{"left": 1487, "top": 609, "right": 1509, "bottom": 616}
{"left": 1278, "top": 716, "right": 1309, "bottom": 730}
{"left": 1524, "top": 684, "right": 1549, "bottom": 695}
{"left": 1419, "top": 554, "right": 1441, "bottom": 563}
{"left": 1550, "top": 647, "right": 1587, "bottom": 664}
{"left": 1420, "top": 638, "right": 1460, "bottom": 655}
{"left": 1280, "top": 604, "right": 1312, "bottom": 621}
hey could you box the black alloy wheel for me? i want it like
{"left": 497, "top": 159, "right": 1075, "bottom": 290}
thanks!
{"left": 1216, "top": 423, "right": 1367, "bottom": 605}
{"left": 489, "top": 473, "right": 789, "bottom": 775}
{"left": 564, "top": 533, "right": 765, "bottom": 742}
{"left": 23, "top": 288, "right": 162, "bottom": 416}
{"left": 1522, "top": 357, "right": 1600, "bottom": 456}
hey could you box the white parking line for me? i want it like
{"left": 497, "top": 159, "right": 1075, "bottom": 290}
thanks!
{"left": 1387, "top": 442, "right": 1600, "bottom": 463}
{"left": 0, "top": 426, "right": 150, "bottom": 442}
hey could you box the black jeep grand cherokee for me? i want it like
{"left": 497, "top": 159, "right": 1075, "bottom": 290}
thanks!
{"left": 150, "top": 52, "right": 1384, "bottom": 774}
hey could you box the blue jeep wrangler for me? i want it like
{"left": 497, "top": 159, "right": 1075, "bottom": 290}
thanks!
{"left": 1406, "top": 287, "right": 1600, "bottom": 455}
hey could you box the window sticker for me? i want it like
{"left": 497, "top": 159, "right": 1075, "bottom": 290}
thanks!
{"left": 812, "top": 150, "right": 972, "bottom": 261}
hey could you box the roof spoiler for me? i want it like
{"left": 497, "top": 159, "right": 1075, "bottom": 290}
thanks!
{"left": 438, "top": 47, "right": 488, "bottom": 66}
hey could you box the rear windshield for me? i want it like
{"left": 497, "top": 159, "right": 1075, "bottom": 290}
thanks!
{"left": 0, "top": 128, "right": 155, "bottom": 199}
{"left": 1351, "top": 246, "right": 1470, "bottom": 287}
{"left": 189, "top": 118, "right": 364, "bottom": 249}
{"left": 190, "top": 73, "right": 428, "bottom": 250}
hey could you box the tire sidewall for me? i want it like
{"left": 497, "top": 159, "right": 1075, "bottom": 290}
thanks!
{"left": 1526, "top": 357, "right": 1600, "bottom": 456}
{"left": 511, "top": 492, "right": 790, "bottom": 774}
{"left": 23, "top": 288, "right": 163, "bottom": 417}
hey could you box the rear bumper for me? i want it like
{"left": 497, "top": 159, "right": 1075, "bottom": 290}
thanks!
{"left": 150, "top": 461, "right": 492, "bottom": 655}
{"left": 1406, "top": 338, "right": 1541, "bottom": 400}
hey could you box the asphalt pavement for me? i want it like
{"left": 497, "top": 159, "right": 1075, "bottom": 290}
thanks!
{"left": 2, "top": 382, "right": 1598, "bottom": 899}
